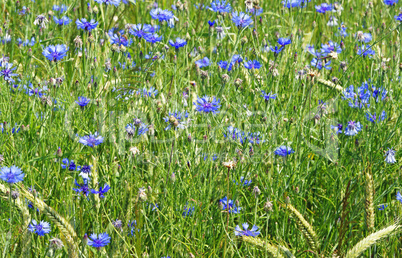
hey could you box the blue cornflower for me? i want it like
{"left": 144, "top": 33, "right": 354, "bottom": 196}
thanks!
{"left": 231, "top": 12, "right": 253, "bottom": 28}
{"left": 78, "top": 165, "right": 92, "bottom": 181}
{"left": 366, "top": 111, "right": 386, "bottom": 123}
{"left": 270, "top": 46, "right": 284, "bottom": 55}
{"left": 208, "top": 20, "right": 216, "bottom": 27}
{"left": 331, "top": 124, "right": 343, "bottom": 134}
{"left": 182, "top": 205, "right": 195, "bottom": 217}
{"left": 136, "top": 87, "right": 158, "bottom": 97}
{"left": 150, "top": 8, "right": 174, "bottom": 21}
{"left": 129, "top": 24, "right": 156, "bottom": 38}
{"left": 278, "top": 38, "right": 291, "bottom": 46}
{"left": 108, "top": 28, "right": 130, "bottom": 46}
{"left": 94, "top": 0, "right": 121, "bottom": 6}
{"left": 274, "top": 146, "right": 295, "bottom": 157}
{"left": 260, "top": 91, "right": 277, "bottom": 101}
{"left": 315, "top": 3, "right": 333, "bottom": 13}
{"left": 232, "top": 54, "right": 243, "bottom": 64}
{"left": 385, "top": 148, "right": 396, "bottom": 164}
{"left": 76, "top": 96, "right": 90, "bottom": 108}
{"left": 0, "top": 62, "right": 18, "bottom": 82}
{"left": 207, "top": 0, "right": 231, "bottom": 13}
{"left": 78, "top": 132, "right": 104, "bottom": 147}
{"left": 91, "top": 184, "right": 110, "bottom": 198}
{"left": 321, "top": 41, "right": 342, "bottom": 55}
{"left": 0, "top": 166, "right": 24, "bottom": 184}
{"left": 344, "top": 121, "right": 361, "bottom": 136}
{"left": 143, "top": 33, "right": 163, "bottom": 44}
{"left": 217, "top": 61, "right": 234, "bottom": 72}
{"left": 87, "top": 233, "right": 111, "bottom": 248}
{"left": 234, "top": 223, "right": 260, "bottom": 237}
{"left": 126, "top": 123, "right": 149, "bottom": 136}
{"left": 169, "top": 38, "right": 187, "bottom": 49}
{"left": 53, "top": 16, "right": 72, "bottom": 25}
{"left": 42, "top": 45, "right": 68, "bottom": 62}
{"left": 356, "top": 32, "right": 372, "bottom": 43}
{"left": 372, "top": 86, "right": 387, "bottom": 102}
{"left": 247, "top": 8, "right": 264, "bottom": 16}
{"left": 311, "top": 58, "right": 331, "bottom": 70}
{"left": 219, "top": 196, "right": 241, "bottom": 213}
{"left": 396, "top": 191, "right": 402, "bottom": 203}
{"left": 282, "top": 0, "right": 310, "bottom": 8}
{"left": 378, "top": 204, "right": 388, "bottom": 211}
{"left": 384, "top": 0, "right": 398, "bottom": 5}
{"left": 53, "top": 4, "right": 68, "bottom": 13}
{"left": 395, "top": 13, "right": 402, "bottom": 21}
{"left": 357, "top": 45, "right": 375, "bottom": 58}
{"left": 194, "top": 95, "right": 221, "bottom": 114}
{"left": 244, "top": 60, "right": 261, "bottom": 69}
{"left": 72, "top": 179, "right": 90, "bottom": 196}
{"left": 195, "top": 57, "right": 211, "bottom": 68}
{"left": 28, "top": 220, "right": 51, "bottom": 236}
{"left": 76, "top": 18, "right": 98, "bottom": 31}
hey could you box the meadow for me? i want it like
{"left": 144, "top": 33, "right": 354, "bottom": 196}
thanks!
{"left": 0, "top": 0, "right": 401, "bottom": 257}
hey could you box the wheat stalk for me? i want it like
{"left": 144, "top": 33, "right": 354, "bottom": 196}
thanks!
{"left": 365, "top": 172, "right": 375, "bottom": 232}
{"left": 283, "top": 204, "right": 320, "bottom": 253}
{"left": 345, "top": 223, "right": 401, "bottom": 258}
{"left": 19, "top": 187, "right": 80, "bottom": 258}
{"left": 337, "top": 180, "right": 352, "bottom": 257}
{"left": 0, "top": 183, "right": 32, "bottom": 256}
{"left": 241, "top": 236, "right": 286, "bottom": 258}
{"left": 317, "top": 78, "right": 344, "bottom": 92}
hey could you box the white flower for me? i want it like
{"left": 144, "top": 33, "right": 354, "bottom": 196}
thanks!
{"left": 129, "top": 146, "right": 140, "bottom": 156}
{"left": 34, "top": 14, "right": 49, "bottom": 28}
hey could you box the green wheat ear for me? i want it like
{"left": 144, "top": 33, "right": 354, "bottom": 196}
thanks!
{"left": 317, "top": 78, "right": 344, "bottom": 92}
{"left": 365, "top": 171, "right": 375, "bottom": 232}
{"left": 19, "top": 186, "right": 80, "bottom": 258}
{"left": 241, "top": 236, "right": 287, "bottom": 258}
{"left": 345, "top": 223, "right": 401, "bottom": 258}
{"left": 283, "top": 203, "right": 320, "bottom": 253}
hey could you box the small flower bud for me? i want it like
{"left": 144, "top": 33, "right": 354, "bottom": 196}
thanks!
{"left": 264, "top": 200, "right": 273, "bottom": 212}
{"left": 253, "top": 186, "right": 261, "bottom": 197}
{"left": 56, "top": 147, "right": 63, "bottom": 157}
{"left": 11, "top": 190, "right": 19, "bottom": 199}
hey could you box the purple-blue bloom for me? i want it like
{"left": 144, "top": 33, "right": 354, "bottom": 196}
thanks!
{"left": 357, "top": 45, "right": 375, "bottom": 58}
{"left": 53, "top": 16, "right": 72, "bottom": 25}
{"left": 76, "top": 96, "right": 90, "bottom": 107}
{"left": 278, "top": 38, "right": 291, "bottom": 46}
{"left": 396, "top": 191, "right": 402, "bottom": 203}
{"left": 76, "top": 18, "right": 98, "bottom": 31}
{"left": 331, "top": 124, "right": 343, "bottom": 134}
{"left": 0, "top": 166, "right": 25, "bottom": 184}
{"left": 270, "top": 46, "right": 284, "bottom": 55}
{"left": 344, "top": 121, "right": 362, "bottom": 136}
{"left": 260, "top": 90, "right": 277, "bottom": 101}
{"left": 385, "top": 148, "right": 396, "bottom": 164}
{"left": 395, "top": 13, "right": 402, "bottom": 21}
{"left": 28, "top": 220, "right": 51, "bottom": 236}
{"left": 87, "top": 233, "right": 111, "bottom": 248}
{"left": 366, "top": 111, "right": 386, "bottom": 123}
{"left": 234, "top": 223, "right": 260, "bottom": 237}
{"left": 94, "top": 0, "right": 121, "bottom": 6}
{"left": 195, "top": 57, "right": 211, "bottom": 68}
{"left": 274, "top": 146, "right": 295, "bottom": 157}
{"left": 219, "top": 196, "right": 241, "bottom": 213}
{"left": 244, "top": 60, "right": 261, "bottom": 69}
{"left": 0, "top": 62, "right": 18, "bottom": 82}
{"left": 169, "top": 38, "right": 187, "bottom": 49}
{"left": 231, "top": 12, "right": 253, "bottom": 28}
{"left": 73, "top": 179, "right": 91, "bottom": 196}
{"left": 282, "top": 0, "right": 311, "bottom": 8}
{"left": 207, "top": 0, "right": 231, "bottom": 13}
{"left": 150, "top": 8, "right": 174, "bottom": 22}
{"left": 91, "top": 184, "right": 110, "bottom": 198}
{"left": 384, "top": 0, "right": 398, "bottom": 5}
{"left": 315, "top": 3, "right": 333, "bottom": 13}
{"left": 108, "top": 28, "right": 130, "bottom": 46}
{"left": 311, "top": 58, "right": 331, "bottom": 70}
{"left": 194, "top": 95, "right": 221, "bottom": 114}
{"left": 129, "top": 24, "right": 156, "bottom": 38}
{"left": 143, "top": 33, "right": 163, "bottom": 44}
{"left": 78, "top": 132, "right": 104, "bottom": 147}
{"left": 42, "top": 44, "right": 68, "bottom": 62}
